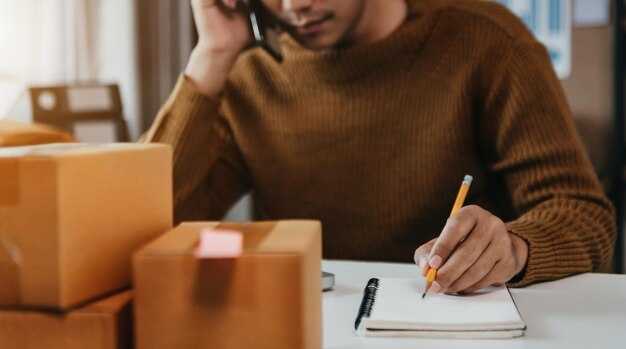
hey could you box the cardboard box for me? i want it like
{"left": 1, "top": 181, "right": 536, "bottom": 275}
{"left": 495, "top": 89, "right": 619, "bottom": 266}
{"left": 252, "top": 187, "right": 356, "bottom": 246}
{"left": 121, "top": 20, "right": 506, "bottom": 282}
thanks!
{"left": 0, "top": 290, "right": 133, "bottom": 349}
{"left": 0, "top": 143, "right": 172, "bottom": 309}
{"left": 134, "top": 221, "right": 322, "bottom": 349}
{"left": 0, "top": 119, "right": 75, "bottom": 147}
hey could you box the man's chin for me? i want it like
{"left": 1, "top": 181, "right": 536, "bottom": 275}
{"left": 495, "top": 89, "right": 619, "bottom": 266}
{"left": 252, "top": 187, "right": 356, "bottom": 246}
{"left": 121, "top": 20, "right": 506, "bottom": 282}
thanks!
{"left": 289, "top": 32, "right": 342, "bottom": 51}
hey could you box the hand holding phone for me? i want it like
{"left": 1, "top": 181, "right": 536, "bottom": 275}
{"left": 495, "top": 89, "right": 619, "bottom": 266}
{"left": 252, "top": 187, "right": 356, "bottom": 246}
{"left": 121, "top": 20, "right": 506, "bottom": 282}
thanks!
{"left": 185, "top": 0, "right": 253, "bottom": 97}
{"left": 185, "top": 0, "right": 282, "bottom": 97}
{"left": 190, "top": 0, "right": 252, "bottom": 57}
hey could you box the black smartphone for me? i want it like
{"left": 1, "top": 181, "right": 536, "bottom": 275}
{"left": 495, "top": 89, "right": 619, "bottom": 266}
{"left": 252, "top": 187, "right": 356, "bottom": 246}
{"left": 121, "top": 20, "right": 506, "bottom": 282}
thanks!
{"left": 243, "top": 0, "right": 283, "bottom": 62}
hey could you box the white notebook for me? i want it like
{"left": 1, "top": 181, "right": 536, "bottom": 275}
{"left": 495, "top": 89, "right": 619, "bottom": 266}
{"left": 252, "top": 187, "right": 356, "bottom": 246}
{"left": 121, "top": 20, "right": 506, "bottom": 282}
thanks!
{"left": 355, "top": 278, "right": 526, "bottom": 339}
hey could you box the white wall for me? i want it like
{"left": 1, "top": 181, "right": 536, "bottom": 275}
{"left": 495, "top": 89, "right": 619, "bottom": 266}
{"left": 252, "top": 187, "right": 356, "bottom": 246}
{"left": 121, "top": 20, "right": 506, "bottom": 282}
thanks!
{"left": 1, "top": 0, "right": 140, "bottom": 141}
{"left": 97, "top": 0, "right": 139, "bottom": 140}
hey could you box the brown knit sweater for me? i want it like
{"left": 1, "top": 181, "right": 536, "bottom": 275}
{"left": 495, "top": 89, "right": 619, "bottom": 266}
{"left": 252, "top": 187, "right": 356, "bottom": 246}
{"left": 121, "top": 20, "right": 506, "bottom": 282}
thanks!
{"left": 143, "top": 0, "right": 616, "bottom": 286}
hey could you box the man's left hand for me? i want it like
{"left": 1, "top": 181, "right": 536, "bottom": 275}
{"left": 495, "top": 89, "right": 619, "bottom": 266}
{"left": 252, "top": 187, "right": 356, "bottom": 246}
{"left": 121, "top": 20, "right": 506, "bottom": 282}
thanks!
{"left": 413, "top": 205, "right": 529, "bottom": 294}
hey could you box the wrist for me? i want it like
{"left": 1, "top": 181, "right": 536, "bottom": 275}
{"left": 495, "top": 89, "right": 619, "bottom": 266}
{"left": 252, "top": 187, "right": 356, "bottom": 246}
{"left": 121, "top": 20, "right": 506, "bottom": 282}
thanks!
{"left": 184, "top": 46, "right": 239, "bottom": 98}
{"left": 193, "top": 40, "right": 242, "bottom": 61}
{"left": 508, "top": 232, "right": 529, "bottom": 276}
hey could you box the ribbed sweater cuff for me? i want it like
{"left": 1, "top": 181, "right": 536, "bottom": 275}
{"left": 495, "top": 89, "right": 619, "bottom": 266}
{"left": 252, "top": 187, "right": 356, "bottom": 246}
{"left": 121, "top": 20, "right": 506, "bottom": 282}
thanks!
{"left": 165, "top": 74, "right": 222, "bottom": 139}
{"left": 505, "top": 219, "right": 560, "bottom": 288}
{"left": 175, "top": 73, "right": 222, "bottom": 107}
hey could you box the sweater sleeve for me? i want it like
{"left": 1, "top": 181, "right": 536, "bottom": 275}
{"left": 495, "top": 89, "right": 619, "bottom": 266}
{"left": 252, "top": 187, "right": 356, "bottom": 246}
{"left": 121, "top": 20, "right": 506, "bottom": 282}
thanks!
{"left": 480, "top": 38, "right": 616, "bottom": 287}
{"left": 140, "top": 74, "right": 250, "bottom": 223}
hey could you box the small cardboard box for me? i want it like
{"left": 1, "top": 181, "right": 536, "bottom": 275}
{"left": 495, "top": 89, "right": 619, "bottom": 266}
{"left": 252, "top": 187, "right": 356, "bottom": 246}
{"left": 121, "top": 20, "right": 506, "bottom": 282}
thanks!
{"left": 0, "top": 290, "right": 133, "bottom": 349}
{"left": 134, "top": 221, "right": 322, "bottom": 349}
{"left": 0, "top": 119, "right": 75, "bottom": 147}
{"left": 0, "top": 143, "right": 172, "bottom": 309}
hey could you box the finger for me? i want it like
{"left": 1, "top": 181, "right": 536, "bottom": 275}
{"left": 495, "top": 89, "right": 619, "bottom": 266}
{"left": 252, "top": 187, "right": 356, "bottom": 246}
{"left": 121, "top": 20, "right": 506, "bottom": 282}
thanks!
{"left": 222, "top": 0, "right": 238, "bottom": 9}
{"left": 428, "top": 206, "right": 480, "bottom": 269}
{"left": 414, "top": 238, "right": 436, "bottom": 277}
{"left": 435, "top": 214, "right": 503, "bottom": 291}
{"left": 446, "top": 241, "right": 499, "bottom": 293}
{"left": 460, "top": 259, "right": 511, "bottom": 294}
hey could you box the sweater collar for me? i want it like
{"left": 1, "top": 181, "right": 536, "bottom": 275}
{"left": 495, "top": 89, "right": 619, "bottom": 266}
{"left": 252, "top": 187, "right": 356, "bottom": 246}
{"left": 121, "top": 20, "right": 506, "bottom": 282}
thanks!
{"left": 279, "top": 0, "right": 443, "bottom": 83}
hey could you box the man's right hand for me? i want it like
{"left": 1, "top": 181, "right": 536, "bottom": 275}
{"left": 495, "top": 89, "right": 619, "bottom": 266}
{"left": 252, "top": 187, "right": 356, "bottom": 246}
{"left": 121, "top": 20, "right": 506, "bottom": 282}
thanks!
{"left": 185, "top": 0, "right": 253, "bottom": 98}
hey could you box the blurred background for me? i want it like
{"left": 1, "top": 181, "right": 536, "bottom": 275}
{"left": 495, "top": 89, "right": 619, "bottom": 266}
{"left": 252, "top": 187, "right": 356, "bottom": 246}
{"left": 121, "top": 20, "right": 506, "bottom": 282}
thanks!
{"left": 0, "top": 0, "right": 623, "bottom": 272}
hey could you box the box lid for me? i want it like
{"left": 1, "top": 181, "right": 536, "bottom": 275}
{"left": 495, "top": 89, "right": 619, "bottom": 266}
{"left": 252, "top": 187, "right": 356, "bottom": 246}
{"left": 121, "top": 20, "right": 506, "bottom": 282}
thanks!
{"left": 0, "top": 143, "right": 168, "bottom": 159}
{"left": 135, "top": 221, "right": 321, "bottom": 257}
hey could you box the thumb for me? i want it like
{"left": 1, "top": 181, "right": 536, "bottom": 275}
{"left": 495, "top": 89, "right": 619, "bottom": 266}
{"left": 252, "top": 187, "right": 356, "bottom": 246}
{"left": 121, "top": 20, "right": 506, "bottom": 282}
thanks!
{"left": 414, "top": 238, "right": 437, "bottom": 277}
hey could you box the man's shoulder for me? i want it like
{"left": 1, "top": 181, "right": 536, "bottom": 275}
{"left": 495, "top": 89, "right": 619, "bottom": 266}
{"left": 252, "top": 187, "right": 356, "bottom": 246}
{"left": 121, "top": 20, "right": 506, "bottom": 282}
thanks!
{"left": 436, "top": 0, "right": 534, "bottom": 42}
{"left": 228, "top": 48, "right": 283, "bottom": 90}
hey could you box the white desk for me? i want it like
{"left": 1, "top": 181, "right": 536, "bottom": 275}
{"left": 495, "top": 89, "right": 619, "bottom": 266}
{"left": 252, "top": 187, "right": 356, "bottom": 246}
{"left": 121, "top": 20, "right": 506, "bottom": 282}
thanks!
{"left": 322, "top": 260, "right": 626, "bottom": 349}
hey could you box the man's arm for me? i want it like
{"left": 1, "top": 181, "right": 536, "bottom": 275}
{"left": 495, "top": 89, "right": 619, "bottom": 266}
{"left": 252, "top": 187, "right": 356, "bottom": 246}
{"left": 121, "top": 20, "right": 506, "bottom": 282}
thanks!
{"left": 414, "top": 36, "right": 616, "bottom": 292}
{"left": 140, "top": 0, "right": 255, "bottom": 222}
{"left": 185, "top": 0, "right": 252, "bottom": 98}
{"left": 480, "top": 38, "right": 616, "bottom": 287}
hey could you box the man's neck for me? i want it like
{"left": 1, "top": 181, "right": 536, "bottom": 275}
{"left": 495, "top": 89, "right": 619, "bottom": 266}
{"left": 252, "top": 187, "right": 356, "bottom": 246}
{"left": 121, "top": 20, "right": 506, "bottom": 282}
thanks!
{"left": 350, "top": 0, "right": 408, "bottom": 46}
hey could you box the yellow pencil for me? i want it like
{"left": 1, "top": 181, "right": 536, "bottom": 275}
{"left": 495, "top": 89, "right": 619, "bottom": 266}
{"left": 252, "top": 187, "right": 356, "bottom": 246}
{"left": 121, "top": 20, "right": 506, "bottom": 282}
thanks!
{"left": 422, "top": 174, "right": 473, "bottom": 299}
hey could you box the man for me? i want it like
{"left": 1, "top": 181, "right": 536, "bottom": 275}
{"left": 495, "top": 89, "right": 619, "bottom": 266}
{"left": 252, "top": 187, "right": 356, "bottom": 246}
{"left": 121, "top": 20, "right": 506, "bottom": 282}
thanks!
{"left": 143, "top": 0, "right": 616, "bottom": 294}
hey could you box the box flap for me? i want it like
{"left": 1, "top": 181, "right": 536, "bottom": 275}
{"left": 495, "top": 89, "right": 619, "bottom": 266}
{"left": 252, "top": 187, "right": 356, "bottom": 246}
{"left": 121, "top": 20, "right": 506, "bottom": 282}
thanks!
{"left": 75, "top": 290, "right": 132, "bottom": 314}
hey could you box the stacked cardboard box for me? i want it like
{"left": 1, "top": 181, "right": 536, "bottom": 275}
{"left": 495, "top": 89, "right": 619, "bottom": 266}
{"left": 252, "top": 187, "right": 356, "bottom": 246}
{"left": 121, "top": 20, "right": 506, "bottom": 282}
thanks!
{"left": 0, "top": 143, "right": 173, "bottom": 347}
{"left": 0, "top": 291, "right": 133, "bottom": 349}
{"left": 134, "top": 221, "right": 323, "bottom": 349}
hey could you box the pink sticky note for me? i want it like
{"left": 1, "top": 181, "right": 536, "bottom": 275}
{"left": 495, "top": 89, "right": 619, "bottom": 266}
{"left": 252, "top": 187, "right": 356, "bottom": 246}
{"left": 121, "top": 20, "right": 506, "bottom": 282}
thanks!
{"left": 195, "top": 228, "right": 243, "bottom": 259}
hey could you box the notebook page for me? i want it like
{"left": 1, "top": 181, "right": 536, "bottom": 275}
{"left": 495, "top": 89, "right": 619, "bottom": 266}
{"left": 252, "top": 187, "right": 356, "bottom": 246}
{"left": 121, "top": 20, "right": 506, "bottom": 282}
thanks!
{"left": 368, "top": 278, "right": 524, "bottom": 331}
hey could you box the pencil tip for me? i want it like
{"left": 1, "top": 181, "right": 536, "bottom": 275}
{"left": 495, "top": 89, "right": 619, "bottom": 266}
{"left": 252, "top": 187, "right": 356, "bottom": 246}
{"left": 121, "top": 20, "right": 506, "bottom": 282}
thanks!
{"left": 422, "top": 293, "right": 425, "bottom": 299}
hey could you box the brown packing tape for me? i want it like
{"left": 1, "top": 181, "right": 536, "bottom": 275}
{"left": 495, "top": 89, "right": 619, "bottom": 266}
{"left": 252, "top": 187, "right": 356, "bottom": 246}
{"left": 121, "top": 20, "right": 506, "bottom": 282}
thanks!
{"left": 0, "top": 238, "right": 21, "bottom": 304}
{"left": 0, "top": 159, "right": 19, "bottom": 206}
{"left": 191, "top": 222, "right": 275, "bottom": 310}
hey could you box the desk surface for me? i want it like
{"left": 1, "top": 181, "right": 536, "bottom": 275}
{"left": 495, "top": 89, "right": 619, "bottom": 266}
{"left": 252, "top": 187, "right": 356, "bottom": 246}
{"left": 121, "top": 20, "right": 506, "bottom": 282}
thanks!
{"left": 322, "top": 260, "right": 626, "bottom": 349}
